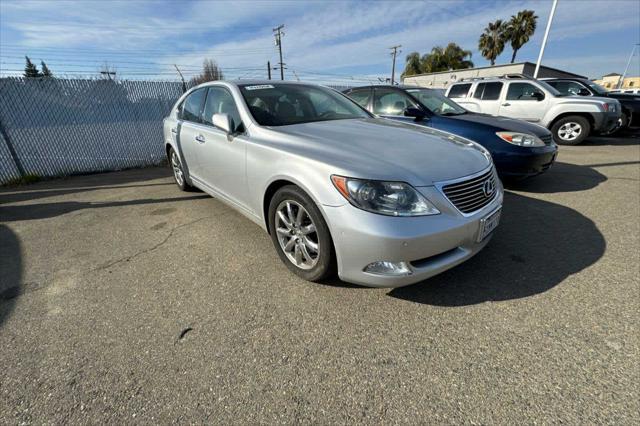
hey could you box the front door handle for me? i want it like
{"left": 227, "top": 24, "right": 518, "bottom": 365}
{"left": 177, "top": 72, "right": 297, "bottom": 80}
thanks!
{"left": 171, "top": 127, "right": 177, "bottom": 134}
{"left": 195, "top": 134, "right": 205, "bottom": 143}
{"left": 502, "top": 102, "right": 511, "bottom": 107}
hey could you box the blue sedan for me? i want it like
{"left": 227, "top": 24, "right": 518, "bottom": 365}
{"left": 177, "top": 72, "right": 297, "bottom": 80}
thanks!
{"left": 344, "top": 85, "right": 558, "bottom": 179}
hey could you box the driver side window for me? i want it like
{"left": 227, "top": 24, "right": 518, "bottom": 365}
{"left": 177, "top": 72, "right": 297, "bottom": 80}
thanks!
{"left": 373, "top": 89, "right": 416, "bottom": 115}
{"left": 506, "top": 83, "right": 545, "bottom": 101}
{"left": 202, "top": 87, "right": 243, "bottom": 132}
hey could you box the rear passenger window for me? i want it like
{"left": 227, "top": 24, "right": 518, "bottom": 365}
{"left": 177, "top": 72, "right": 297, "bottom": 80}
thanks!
{"left": 448, "top": 83, "right": 471, "bottom": 98}
{"left": 181, "top": 89, "right": 206, "bottom": 122}
{"left": 473, "top": 82, "right": 503, "bottom": 100}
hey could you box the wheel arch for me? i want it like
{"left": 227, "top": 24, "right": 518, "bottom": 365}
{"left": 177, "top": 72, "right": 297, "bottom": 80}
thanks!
{"left": 548, "top": 112, "right": 595, "bottom": 132}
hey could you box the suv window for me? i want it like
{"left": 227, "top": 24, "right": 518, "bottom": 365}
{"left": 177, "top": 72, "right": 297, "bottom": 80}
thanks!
{"left": 202, "top": 87, "right": 243, "bottom": 132}
{"left": 181, "top": 88, "right": 206, "bottom": 122}
{"left": 473, "top": 82, "right": 503, "bottom": 100}
{"left": 346, "top": 89, "right": 371, "bottom": 109}
{"left": 506, "top": 83, "right": 545, "bottom": 101}
{"left": 373, "top": 89, "right": 416, "bottom": 115}
{"left": 448, "top": 83, "right": 471, "bottom": 98}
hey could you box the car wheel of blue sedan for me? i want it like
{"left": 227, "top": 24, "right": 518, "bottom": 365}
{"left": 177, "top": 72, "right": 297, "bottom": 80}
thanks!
{"left": 268, "top": 185, "right": 336, "bottom": 282}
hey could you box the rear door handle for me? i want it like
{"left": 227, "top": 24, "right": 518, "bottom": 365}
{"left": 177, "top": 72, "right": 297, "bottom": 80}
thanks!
{"left": 195, "top": 134, "right": 205, "bottom": 143}
{"left": 501, "top": 102, "right": 511, "bottom": 106}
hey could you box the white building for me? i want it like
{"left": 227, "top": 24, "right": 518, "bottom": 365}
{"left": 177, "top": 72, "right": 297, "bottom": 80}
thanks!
{"left": 402, "top": 61, "right": 587, "bottom": 88}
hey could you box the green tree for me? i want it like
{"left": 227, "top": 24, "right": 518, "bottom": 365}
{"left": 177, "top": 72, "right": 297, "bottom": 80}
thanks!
{"left": 401, "top": 52, "right": 423, "bottom": 78}
{"left": 506, "top": 10, "right": 538, "bottom": 63}
{"left": 421, "top": 43, "right": 474, "bottom": 73}
{"left": 479, "top": 19, "right": 508, "bottom": 66}
{"left": 189, "top": 59, "right": 224, "bottom": 86}
{"left": 24, "top": 56, "right": 40, "bottom": 78}
{"left": 40, "top": 60, "right": 53, "bottom": 77}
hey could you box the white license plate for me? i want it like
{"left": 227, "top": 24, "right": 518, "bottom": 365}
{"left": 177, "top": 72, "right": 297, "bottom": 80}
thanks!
{"left": 477, "top": 208, "right": 501, "bottom": 242}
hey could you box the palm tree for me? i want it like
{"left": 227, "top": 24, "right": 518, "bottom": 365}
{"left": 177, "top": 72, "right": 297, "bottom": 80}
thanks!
{"left": 421, "top": 43, "right": 474, "bottom": 73}
{"left": 479, "top": 19, "right": 507, "bottom": 65}
{"left": 402, "top": 52, "right": 423, "bottom": 77}
{"left": 506, "top": 10, "right": 538, "bottom": 63}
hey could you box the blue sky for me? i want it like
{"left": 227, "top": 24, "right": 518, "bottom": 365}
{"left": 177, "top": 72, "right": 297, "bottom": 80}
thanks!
{"left": 1, "top": 0, "right": 638, "bottom": 83}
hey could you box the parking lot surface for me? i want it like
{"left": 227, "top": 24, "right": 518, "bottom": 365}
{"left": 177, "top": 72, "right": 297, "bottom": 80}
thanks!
{"left": 1, "top": 134, "right": 638, "bottom": 424}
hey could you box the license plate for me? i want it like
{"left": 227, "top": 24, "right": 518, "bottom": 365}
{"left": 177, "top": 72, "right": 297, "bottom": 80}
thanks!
{"left": 477, "top": 207, "right": 501, "bottom": 242}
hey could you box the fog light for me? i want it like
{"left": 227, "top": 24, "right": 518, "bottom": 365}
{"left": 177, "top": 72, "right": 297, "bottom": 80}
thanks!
{"left": 363, "top": 261, "right": 412, "bottom": 276}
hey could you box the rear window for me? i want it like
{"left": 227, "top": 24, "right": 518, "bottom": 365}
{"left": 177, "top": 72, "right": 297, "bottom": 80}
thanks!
{"left": 473, "top": 82, "right": 503, "bottom": 100}
{"left": 448, "top": 83, "right": 471, "bottom": 98}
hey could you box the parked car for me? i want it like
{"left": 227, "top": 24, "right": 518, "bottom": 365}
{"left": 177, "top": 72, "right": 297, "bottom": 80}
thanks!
{"left": 163, "top": 81, "right": 503, "bottom": 288}
{"left": 445, "top": 75, "right": 622, "bottom": 145}
{"left": 344, "top": 85, "right": 557, "bottom": 179}
{"left": 542, "top": 78, "right": 640, "bottom": 131}
{"left": 610, "top": 88, "right": 640, "bottom": 95}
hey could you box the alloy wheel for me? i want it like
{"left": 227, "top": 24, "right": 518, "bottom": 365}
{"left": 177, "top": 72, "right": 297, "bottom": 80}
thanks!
{"left": 558, "top": 122, "right": 582, "bottom": 141}
{"left": 171, "top": 151, "right": 184, "bottom": 187}
{"left": 275, "top": 200, "right": 320, "bottom": 270}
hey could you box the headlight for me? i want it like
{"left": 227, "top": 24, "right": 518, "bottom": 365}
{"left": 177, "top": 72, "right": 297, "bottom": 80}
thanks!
{"left": 331, "top": 176, "right": 440, "bottom": 216}
{"left": 496, "top": 131, "right": 545, "bottom": 147}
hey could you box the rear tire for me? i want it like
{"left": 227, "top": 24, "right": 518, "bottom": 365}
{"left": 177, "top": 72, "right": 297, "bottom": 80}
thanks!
{"left": 268, "top": 185, "right": 336, "bottom": 282}
{"left": 169, "top": 147, "right": 195, "bottom": 191}
{"left": 551, "top": 116, "right": 590, "bottom": 145}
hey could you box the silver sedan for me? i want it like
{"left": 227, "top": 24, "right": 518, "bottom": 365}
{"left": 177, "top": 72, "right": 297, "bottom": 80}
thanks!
{"left": 163, "top": 81, "right": 503, "bottom": 287}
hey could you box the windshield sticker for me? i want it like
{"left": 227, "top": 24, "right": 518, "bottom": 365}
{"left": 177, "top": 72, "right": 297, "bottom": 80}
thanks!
{"left": 245, "top": 85, "right": 275, "bottom": 90}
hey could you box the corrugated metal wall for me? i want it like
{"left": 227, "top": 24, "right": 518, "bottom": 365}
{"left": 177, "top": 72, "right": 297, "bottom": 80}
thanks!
{"left": 0, "top": 77, "right": 185, "bottom": 184}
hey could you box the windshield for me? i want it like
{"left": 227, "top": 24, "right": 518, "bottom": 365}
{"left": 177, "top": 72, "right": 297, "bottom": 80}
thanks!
{"left": 585, "top": 81, "right": 608, "bottom": 95}
{"left": 239, "top": 83, "right": 371, "bottom": 126}
{"left": 536, "top": 80, "right": 563, "bottom": 96}
{"left": 405, "top": 88, "right": 467, "bottom": 115}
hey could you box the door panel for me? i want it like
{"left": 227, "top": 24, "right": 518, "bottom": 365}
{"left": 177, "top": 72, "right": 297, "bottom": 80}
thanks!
{"left": 177, "top": 88, "right": 207, "bottom": 177}
{"left": 499, "top": 82, "right": 548, "bottom": 122}
{"left": 197, "top": 87, "right": 249, "bottom": 209}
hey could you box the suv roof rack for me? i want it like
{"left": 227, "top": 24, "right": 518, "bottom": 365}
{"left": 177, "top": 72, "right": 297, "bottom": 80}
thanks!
{"left": 456, "top": 73, "right": 532, "bottom": 83}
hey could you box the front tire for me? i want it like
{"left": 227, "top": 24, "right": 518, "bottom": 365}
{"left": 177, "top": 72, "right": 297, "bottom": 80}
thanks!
{"left": 551, "top": 116, "right": 590, "bottom": 145}
{"left": 268, "top": 185, "right": 336, "bottom": 282}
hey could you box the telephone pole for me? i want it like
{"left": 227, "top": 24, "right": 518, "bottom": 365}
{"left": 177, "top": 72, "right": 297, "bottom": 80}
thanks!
{"left": 273, "top": 24, "right": 285, "bottom": 80}
{"left": 267, "top": 61, "right": 272, "bottom": 80}
{"left": 389, "top": 45, "right": 401, "bottom": 85}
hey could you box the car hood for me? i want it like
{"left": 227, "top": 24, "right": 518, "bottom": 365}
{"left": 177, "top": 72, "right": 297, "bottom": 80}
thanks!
{"left": 266, "top": 118, "right": 492, "bottom": 186}
{"left": 446, "top": 112, "right": 550, "bottom": 136}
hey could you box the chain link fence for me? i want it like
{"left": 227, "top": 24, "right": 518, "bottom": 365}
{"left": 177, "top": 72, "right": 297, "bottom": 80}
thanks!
{"left": 0, "top": 77, "right": 186, "bottom": 184}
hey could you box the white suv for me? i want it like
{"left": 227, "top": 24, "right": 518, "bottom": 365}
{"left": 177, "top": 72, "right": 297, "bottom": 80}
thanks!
{"left": 446, "top": 76, "right": 621, "bottom": 145}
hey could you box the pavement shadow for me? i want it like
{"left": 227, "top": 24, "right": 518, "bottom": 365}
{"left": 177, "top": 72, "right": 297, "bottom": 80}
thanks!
{"left": 388, "top": 191, "right": 606, "bottom": 306}
{"left": 0, "top": 225, "right": 21, "bottom": 326}
{"left": 583, "top": 134, "right": 639, "bottom": 146}
{"left": 0, "top": 167, "right": 173, "bottom": 205}
{"left": 0, "top": 195, "right": 209, "bottom": 222}
{"left": 506, "top": 161, "right": 607, "bottom": 193}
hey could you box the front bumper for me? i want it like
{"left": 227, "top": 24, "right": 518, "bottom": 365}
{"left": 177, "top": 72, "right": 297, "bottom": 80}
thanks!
{"left": 322, "top": 180, "right": 503, "bottom": 288}
{"left": 594, "top": 111, "right": 622, "bottom": 134}
{"left": 493, "top": 143, "right": 558, "bottom": 178}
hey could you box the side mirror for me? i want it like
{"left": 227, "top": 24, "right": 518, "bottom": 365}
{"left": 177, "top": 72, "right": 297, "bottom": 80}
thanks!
{"left": 577, "top": 88, "right": 590, "bottom": 96}
{"left": 533, "top": 92, "right": 545, "bottom": 101}
{"left": 212, "top": 113, "right": 233, "bottom": 134}
{"left": 404, "top": 107, "right": 426, "bottom": 121}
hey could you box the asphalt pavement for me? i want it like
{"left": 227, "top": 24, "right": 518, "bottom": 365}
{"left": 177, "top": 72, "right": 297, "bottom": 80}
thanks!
{"left": 1, "top": 134, "right": 638, "bottom": 424}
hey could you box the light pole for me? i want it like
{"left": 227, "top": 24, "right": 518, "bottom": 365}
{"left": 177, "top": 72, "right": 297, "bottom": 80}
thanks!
{"left": 618, "top": 44, "right": 639, "bottom": 89}
{"left": 534, "top": 0, "right": 558, "bottom": 79}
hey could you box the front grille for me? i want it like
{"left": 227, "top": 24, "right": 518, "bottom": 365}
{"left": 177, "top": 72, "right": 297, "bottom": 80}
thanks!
{"left": 441, "top": 168, "right": 498, "bottom": 214}
{"left": 540, "top": 134, "right": 553, "bottom": 145}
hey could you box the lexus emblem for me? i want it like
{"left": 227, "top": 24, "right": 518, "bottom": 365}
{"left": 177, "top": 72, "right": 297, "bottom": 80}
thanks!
{"left": 483, "top": 180, "right": 495, "bottom": 198}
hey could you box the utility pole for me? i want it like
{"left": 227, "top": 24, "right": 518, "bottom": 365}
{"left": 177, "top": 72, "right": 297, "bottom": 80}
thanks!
{"left": 267, "top": 61, "right": 272, "bottom": 80}
{"left": 174, "top": 64, "right": 187, "bottom": 93}
{"left": 273, "top": 24, "right": 285, "bottom": 80}
{"left": 389, "top": 45, "right": 401, "bottom": 85}
{"left": 618, "top": 44, "right": 639, "bottom": 89}
{"left": 534, "top": 0, "right": 558, "bottom": 79}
